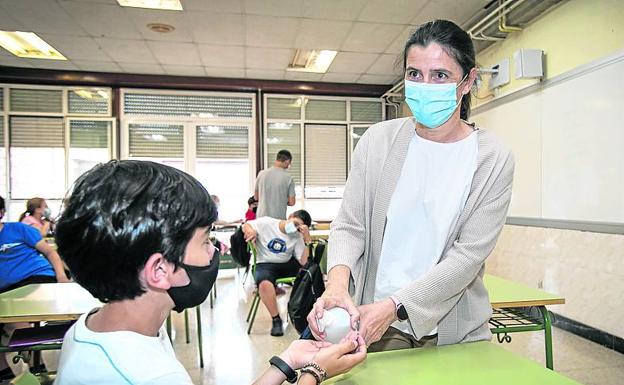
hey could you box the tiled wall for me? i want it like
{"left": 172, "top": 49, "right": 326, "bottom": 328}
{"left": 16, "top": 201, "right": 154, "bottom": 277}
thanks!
{"left": 486, "top": 224, "right": 624, "bottom": 339}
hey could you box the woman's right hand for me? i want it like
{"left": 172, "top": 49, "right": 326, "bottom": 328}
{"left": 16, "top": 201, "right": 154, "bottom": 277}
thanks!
{"left": 311, "top": 334, "right": 367, "bottom": 379}
{"left": 307, "top": 283, "right": 360, "bottom": 340}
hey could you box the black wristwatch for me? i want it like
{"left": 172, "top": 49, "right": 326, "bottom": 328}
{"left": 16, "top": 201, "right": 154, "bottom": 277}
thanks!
{"left": 391, "top": 295, "right": 409, "bottom": 321}
{"left": 269, "top": 356, "right": 298, "bottom": 383}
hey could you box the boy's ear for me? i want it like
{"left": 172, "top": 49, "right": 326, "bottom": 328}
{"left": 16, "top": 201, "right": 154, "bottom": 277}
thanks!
{"left": 143, "top": 253, "right": 174, "bottom": 291}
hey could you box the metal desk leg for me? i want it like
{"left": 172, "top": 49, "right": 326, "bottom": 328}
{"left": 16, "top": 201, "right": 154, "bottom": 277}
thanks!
{"left": 538, "top": 306, "right": 554, "bottom": 370}
{"left": 196, "top": 306, "right": 204, "bottom": 368}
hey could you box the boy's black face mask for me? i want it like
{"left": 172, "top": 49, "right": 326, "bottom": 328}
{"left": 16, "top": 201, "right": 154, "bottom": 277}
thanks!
{"left": 167, "top": 250, "right": 220, "bottom": 313}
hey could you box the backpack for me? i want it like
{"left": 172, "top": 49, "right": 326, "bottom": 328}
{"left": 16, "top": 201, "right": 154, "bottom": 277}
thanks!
{"left": 229, "top": 226, "right": 251, "bottom": 269}
{"left": 287, "top": 261, "right": 325, "bottom": 334}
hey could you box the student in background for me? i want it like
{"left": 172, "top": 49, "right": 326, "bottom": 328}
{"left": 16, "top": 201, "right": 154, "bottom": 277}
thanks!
{"left": 19, "top": 197, "right": 53, "bottom": 237}
{"left": 254, "top": 150, "right": 296, "bottom": 220}
{"left": 0, "top": 195, "right": 69, "bottom": 381}
{"left": 243, "top": 210, "right": 312, "bottom": 336}
{"left": 309, "top": 20, "right": 514, "bottom": 352}
{"left": 245, "top": 196, "right": 258, "bottom": 222}
{"left": 54, "top": 161, "right": 364, "bottom": 385}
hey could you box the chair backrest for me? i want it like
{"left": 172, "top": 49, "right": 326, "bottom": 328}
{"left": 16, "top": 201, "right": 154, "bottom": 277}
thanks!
{"left": 10, "top": 371, "right": 40, "bottom": 385}
{"left": 312, "top": 240, "right": 326, "bottom": 264}
{"left": 247, "top": 241, "right": 257, "bottom": 274}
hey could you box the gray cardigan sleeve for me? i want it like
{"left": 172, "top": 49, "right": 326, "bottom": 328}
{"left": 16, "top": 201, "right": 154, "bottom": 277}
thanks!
{"left": 395, "top": 150, "right": 515, "bottom": 338}
{"left": 327, "top": 130, "right": 370, "bottom": 275}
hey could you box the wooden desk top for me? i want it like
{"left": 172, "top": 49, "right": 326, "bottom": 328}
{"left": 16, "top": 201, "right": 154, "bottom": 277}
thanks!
{"left": 0, "top": 283, "right": 101, "bottom": 323}
{"left": 325, "top": 341, "right": 580, "bottom": 385}
{"left": 484, "top": 274, "right": 565, "bottom": 308}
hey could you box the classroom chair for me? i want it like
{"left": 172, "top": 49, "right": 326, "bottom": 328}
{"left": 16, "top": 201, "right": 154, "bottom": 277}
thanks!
{"left": 166, "top": 306, "right": 204, "bottom": 368}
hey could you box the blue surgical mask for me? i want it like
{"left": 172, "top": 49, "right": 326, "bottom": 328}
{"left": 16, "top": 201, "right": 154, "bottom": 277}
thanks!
{"left": 404, "top": 77, "right": 466, "bottom": 129}
{"left": 284, "top": 221, "right": 298, "bottom": 235}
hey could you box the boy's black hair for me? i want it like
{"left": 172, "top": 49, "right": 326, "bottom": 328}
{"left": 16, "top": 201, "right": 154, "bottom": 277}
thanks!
{"left": 291, "top": 210, "right": 312, "bottom": 228}
{"left": 55, "top": 160, "right": 217, "bottom": 302}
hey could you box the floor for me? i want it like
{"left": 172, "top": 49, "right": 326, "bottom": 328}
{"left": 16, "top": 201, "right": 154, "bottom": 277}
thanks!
{"left": 31, "top": 270, "right": 624, "bottom": 384}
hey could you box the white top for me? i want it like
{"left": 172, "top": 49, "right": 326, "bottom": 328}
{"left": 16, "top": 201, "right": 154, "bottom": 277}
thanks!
{"left": 56, "top": 310, "right": 193, "bottom": 385}
{"left": 374, "top": 130, "right": 478, "bottom": 336}
{"left": 248, "top": 217, "right": 305, "bottom": 264}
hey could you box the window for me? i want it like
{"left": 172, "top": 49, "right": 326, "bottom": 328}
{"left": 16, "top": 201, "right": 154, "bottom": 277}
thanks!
{"left": 9, "top": 116, "right": 65, "bottom": 199}
{"left": 68, "top": 119, "right": 113, "bottom": 186}
{"left": 304, "top": 124, "right": 347, "bottom": 198}
{"left": 264, "top": 95, "right": 383, "bottom": 220}
{"left": 121, "top": 89, "right": 256, "bottom": 221}
{"left": 1, "top": 85, "right": 113, "bottom": 216}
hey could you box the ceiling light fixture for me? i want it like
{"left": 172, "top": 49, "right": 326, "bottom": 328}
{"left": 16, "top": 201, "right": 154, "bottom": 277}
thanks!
{"left": 287, "top": 49, "right": 337, "bottom": 74}
{"left": 0, "top": 31, "right": 66, "bottom": 60}
{"left": 117, "top": 0, "right": 183, "bottom": 11}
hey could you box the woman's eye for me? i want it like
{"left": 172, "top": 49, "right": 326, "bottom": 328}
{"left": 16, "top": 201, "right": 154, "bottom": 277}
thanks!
{"left": 435, "top": 72, "right": 448, "bottom": 79}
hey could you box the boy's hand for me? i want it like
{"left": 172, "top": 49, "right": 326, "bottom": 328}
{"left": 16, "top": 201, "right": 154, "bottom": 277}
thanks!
{"left": 298, "top": 224, "right": 312, "bottom": 244}
{"left": 243, "top": 226, "right": 257, "bottom": 243}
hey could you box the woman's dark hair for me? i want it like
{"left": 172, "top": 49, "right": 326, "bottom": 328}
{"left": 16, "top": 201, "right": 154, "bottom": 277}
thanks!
{"left": 403, "top": 19, "right": 476, "bottom": 120}
{"left": 0, "top": 195, "right": 5, "bottom": 211}
{"left": 55, "top": 160, "right": 217, "bottom": 302}
{"left": 291, "top": 209, "right": 312, "bottom": 228}
{"left": 19, "top": 197, "right": 45, "bottom": 222}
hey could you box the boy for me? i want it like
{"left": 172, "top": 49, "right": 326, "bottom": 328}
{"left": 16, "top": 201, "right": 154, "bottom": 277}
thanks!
{"left": 54, "top": 160, "right": 365, "bottom": 385}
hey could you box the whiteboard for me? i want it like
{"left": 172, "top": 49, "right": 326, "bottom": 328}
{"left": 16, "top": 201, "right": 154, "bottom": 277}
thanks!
{"left": 472, "top": 55, "right": 624, "bottom": 223}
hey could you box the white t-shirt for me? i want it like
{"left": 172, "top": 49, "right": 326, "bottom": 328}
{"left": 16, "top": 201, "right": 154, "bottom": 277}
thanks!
{"left": 248, "top": 217, "right": 305, "bottom": 264}
{"left": 374, "top": 131, "right": 478, "bottom": 336}
{"left": 56, "top": 310, "right": 193, "bottom": 385}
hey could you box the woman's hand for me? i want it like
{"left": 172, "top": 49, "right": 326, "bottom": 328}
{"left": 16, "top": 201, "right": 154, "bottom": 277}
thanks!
{"left": 357, "top": 299, "right": 396, "bottom": 346}
{"left": 307, "top": 283, "right": 360, "bottom": 340}
{"left": 310, "top": 334, "right": 367, "bottom": 379}
{"left": 279, "top": 339, "right": 332, "bottom": 370}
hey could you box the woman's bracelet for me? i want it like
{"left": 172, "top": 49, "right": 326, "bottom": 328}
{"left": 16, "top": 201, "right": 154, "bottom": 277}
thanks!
{"left": 300, "top": 362, "right": 327, "bottom": 384}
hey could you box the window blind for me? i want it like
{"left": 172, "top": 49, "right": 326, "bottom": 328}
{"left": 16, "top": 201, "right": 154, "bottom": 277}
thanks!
{"left": 10, "top": 89, "right": 63, "bottom": 113}
{"left": 196, "top": 125, "right": 248, "bottom": 159}
{"left": 0, "top": 118, "right": 4, "bottom": 145}
{"left": 267, "top": 98, "right": 301, "bottom": 119}
{"left": 304, "top": 124, "right": 347, "bottom": 193}
{"left": 267, "top": 122, "right": 301, "bottom": 186}
{"left": 68, "top": 90, "right": 110, "bottom": 115}
{"left": 305, "top": 99, "right": 346, "bottom": 121}
{"left": 128, "top": 123, "right": 183, "bottom": 157}
{"left": 10, "top": 117, "right": 64, "bottom": 147}
{"left": 351, "top": 101, "right": 382, "bottom": 122}
{"left": 124, "top": 93, "right": 252, "bottom": 118}
{"left": 70, "top": 120, "right": 110, "bottom": 148}
{"left": 0, "top": 88, "right": 4, "bottom": 111}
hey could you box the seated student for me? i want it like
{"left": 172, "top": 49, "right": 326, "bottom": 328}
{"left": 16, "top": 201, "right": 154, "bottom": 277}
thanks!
{"left": 54, "top": 160, "right": 365, "bottom": 385}
{"left": 245, "top": 196, "right": 258, "bottom": 222}
{"left": 0, "top": 195, "right": 69, "bottom": 381}
{"left": 243, "top": 211, "right": 312, "bottom": 336}
{"left": 19, "top": 197, "right": 54, "bottom": 237}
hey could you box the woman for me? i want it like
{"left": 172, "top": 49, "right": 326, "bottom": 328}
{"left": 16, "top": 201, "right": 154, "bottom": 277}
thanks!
{"left": 0, "top": 196, "right": 69, "bottom": 381}
{"left": 19, "top": 197, "right": 53, "bottom": 237}
{"left": 308, "top": 20, "right": 515, "bottom": 352}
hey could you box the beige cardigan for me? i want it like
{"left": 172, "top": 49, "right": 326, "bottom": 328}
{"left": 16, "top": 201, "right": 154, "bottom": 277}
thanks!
{"left": 327, "top": 117, "right": 514, "bottom": 345}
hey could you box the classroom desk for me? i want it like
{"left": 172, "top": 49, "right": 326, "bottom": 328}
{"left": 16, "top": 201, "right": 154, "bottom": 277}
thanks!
{"left": 484, "top": 274, "right": 565, "bottom": 370}
{"left": 0, "top": 282, "right": 100, "bottom": 323}
{"left": 324, "top": 341, "right": 580, "bottom": 385}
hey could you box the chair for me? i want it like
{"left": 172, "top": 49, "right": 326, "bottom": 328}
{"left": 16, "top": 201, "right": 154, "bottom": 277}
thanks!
{"left": 166, "top": 306, "right": 204, "bottom": 368}
{"left": 246, "top": 241, "right": 320, "bottom": 334}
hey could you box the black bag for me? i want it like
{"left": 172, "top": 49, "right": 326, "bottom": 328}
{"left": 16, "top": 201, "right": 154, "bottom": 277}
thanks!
{"left": 287, "top": 261, "right": 325, "bottom": 334}
{"left": 229, "top": 226, "right": 251, "bottom": 268}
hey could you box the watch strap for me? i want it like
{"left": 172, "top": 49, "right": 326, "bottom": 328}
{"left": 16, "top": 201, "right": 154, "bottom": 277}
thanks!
{"left": 269, "top": 356, "right": 298, "bottom": 383}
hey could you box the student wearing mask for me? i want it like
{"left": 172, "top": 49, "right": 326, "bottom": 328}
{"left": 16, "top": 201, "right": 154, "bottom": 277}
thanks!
{"left": 54, "top": 161, "right": 365, "bottom": 385}
{"left": 243, "top": 211, "right": 312, "bottom": 336}
{"left": 19, "top": 197, "right": 54, "bottom": 237}
{"left": 308, "top": 20, "right": 514, "bottom": 352}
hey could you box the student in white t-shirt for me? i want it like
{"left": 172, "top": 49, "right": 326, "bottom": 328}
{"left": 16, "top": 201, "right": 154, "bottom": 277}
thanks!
{"left": 54, "top": 161, "right": 365, "bottom": 385}
{"left": 243, "top": 210, "right": 312, "bottom": 336}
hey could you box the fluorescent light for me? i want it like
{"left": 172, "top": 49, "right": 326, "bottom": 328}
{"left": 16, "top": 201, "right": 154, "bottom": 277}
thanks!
{"left": 117, "top": 0, "right": 183, "bottom": 11}
{"left": 287, "top": 49, "right": 337, "bottom": 74}
{"left": 143, "top": 134, "right": 168, "bottom": 141}
{"left": 0, "top": 31, "right": 66, "bottom": 60}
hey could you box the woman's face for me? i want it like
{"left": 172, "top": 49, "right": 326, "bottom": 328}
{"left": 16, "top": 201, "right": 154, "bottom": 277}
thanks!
{"left": 35, "top": 200, "right": 47, "bottom": 215}
{"left": 405, "top": 42, "right": 472, "bottom": 97}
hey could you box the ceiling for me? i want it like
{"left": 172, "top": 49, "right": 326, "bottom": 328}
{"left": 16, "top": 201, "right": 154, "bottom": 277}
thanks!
{"left": 0, "top": 0, "right": 492, "bottom": 84}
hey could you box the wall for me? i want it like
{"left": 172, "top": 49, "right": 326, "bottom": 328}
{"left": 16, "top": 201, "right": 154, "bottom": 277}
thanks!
{"left": 473, "top": 0, "right": 624, "bottom": 339}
